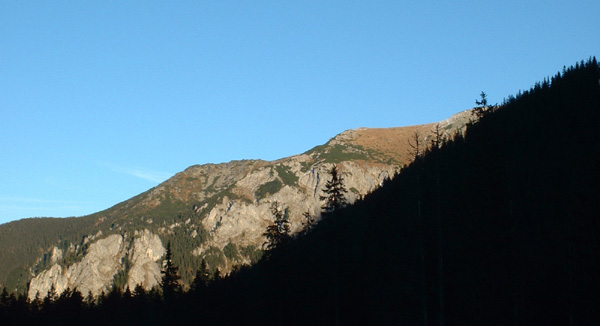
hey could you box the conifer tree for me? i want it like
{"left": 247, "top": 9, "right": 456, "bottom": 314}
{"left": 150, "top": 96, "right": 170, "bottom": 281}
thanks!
{"left": 262, "top": 201, "right": 291, "bottom": 252}
{"left": 301, "top": 210, "right": 315, "bottom": 234}
{"left": 212, "top": 268, "right": 221, "bottom": 283}
{"left": 43, "top": 283, "right": 58, "bottom": 308}
{"left": 191, "top": 259, "right": 210, "bottom": 292}
{"left": 31, "top": 291, "right": 42, "bottom": 313}
{"left": 84, "top": 291, "right": 95, "bottom": 309}
{"left": 160, "top": 242, "right": 181, "bottom": 300}
{"left": 320, "top": 164, "right": 347, "bottom": 214}
{"left": 473, "top": 91, "right": 490, "bottom": 119}
{"left": 123, "top": 286, "right": 132, "bottom": 299}
{"left": 0, "top": 287, "right": 9, "bottom": 320}
{"left": 0, "top": 287, "right": 8, "bottom": 306}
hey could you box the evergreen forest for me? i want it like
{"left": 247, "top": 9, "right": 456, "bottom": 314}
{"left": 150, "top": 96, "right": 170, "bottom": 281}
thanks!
{"left": 1, "top": 58, "right": 599, "bottom": 325}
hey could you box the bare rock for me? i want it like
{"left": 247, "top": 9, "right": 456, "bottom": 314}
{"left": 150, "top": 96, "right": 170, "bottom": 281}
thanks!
{"left": 28, "top": 234, "right": 126, "bottom": 300}
{"left": 126, "top": 229, "right": 165, "bottom": 290}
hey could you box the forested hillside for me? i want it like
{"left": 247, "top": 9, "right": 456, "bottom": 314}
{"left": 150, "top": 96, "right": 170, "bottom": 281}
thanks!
{"left": 1, "top": 58, "right": 598, "bottom": 325}
{"left": 224, "top": 58, "right": 600, "bottom": 325}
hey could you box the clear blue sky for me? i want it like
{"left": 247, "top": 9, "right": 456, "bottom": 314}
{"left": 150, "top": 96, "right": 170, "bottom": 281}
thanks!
{"left": 1, "top": 1, "right": 598, "bottom": 224}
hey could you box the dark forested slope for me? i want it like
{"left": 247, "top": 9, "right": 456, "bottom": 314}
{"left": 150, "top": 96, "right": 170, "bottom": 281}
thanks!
{"left": 216, "top": 58, "right": 600, "bottom": 325}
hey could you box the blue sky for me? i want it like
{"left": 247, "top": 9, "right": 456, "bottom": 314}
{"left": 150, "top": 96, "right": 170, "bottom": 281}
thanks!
{"left": 1, "top": 1, "right": 598, "bottom": 224}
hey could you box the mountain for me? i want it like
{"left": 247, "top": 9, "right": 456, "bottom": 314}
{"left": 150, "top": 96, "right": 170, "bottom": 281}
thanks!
{"left": 0, "top": 110, "right": 471, "bottom": 296}
{"left": 1, "top": 58, "right": 598, "bottom": 325}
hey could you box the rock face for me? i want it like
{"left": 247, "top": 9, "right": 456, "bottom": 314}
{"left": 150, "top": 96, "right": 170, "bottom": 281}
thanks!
{"left": 28, "top": 231, "right": 165, "bottom": 300}
{"left": 20, "top": 112, "right": 470, "bottom": 297}
{"left": 126, "top": 230, "right": 165, "bottom": 291}
{"left": 28, "top": 234, "right": 125, "bottom": 299}
{"left": 199, "top": 160, "right": 394, "bottom": 252}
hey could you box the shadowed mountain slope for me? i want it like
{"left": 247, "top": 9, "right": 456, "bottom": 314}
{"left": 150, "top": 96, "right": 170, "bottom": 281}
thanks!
{"left": 230, "top": 58, "right": 600, "bottom": 325}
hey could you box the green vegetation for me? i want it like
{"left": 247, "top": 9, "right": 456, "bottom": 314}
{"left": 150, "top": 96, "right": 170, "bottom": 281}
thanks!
{"left": 240, "top": 245, "right": 263, "bottom": 264}
{"left": 306, "top": 142, "right": 397, "bottom": 164}
{"left": 299, "top": 161, "right": 313, "bottom": 172}
{"left": 255, "top": 179, "right": 283, "bottom": 199}
{"left": 202, "top": 246, "right": 225, "bottom": 271}
{"left": 200, "top": 184, "right": 251, "bottom": 217}
{"left": 320, "top": 144, "right": 369, "bottom": 163}
{"left": 275, "top": 165, "right": 298, "bottom": 186}
{"left": 220, "top": 186, "right": 251, "bottom": 204}
{"left": 112, "top": 268, "right": 128, "bottom": 290}
{"left": 223, "top": 243, "right": 240, "bottom": 260}
{"left": 204, "top": 175, "right": 221, "bottom": 193}
{"left": 161, "top": 221, "right": 209, "bottom": 285}
{"left": 141, "top": 193, "right": 187, "bottom": 225}
{"left": 303, "top": 143, "right": 329, "bottom": 156}
{"left": 111, "top": 252, "right": 132, "bottom": 290}
{"left": 0, "top": 215, "right": 99, "bottom": 291}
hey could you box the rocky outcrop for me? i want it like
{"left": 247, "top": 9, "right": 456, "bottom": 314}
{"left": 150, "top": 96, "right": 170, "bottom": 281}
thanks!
{"left": 28, "top": 234, "right": 126, "bottom": 299}
{"left": 126, "top": 230, "right": 165, "bottom": 290}
{"left": 28, "top": 230, "right": 165, "bottom": 300}
{"left": 200, "top": 161, "right": 395, "bottom": 252}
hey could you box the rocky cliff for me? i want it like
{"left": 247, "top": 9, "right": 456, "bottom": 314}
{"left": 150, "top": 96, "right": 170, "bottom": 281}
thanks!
{"left": 28, "top": 230, "right": 165, "bottom": 299}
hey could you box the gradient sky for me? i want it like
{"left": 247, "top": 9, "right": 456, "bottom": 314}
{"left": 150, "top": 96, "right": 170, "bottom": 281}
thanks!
{"left": 1, "top": 1, "right": 598, "bottom": 224}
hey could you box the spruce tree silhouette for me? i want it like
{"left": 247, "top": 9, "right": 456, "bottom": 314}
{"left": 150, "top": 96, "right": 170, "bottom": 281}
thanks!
{"left": 262, "top": 201, "right": 291, "bottom": 253}
{"left": 190, "top": 259, "right": 210, "bottom": 293}
{"left": 320, "top": 164, "right": 347, "bottom": 213}
{"left": 473, "top": 91, "right": 490, "bottom": 119}
{"left": 160, "top": 241, "right": 181, "bottom": 301}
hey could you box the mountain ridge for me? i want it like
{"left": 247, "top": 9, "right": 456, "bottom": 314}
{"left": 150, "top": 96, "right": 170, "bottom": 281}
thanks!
{"left": 0, "top": 110, "right": 471, "bottom": 295}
